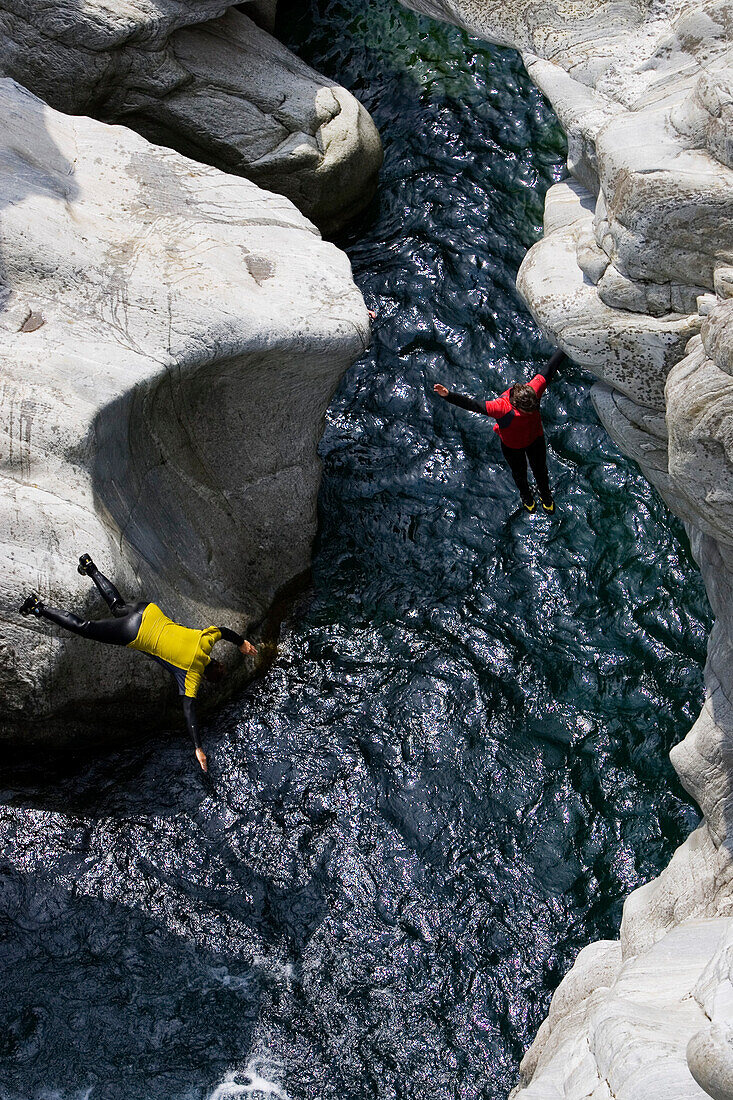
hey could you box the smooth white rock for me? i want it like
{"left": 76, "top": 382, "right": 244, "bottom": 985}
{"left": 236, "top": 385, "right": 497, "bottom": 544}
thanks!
{"left": 511, "top": 920, "right": 725, "bottom": 1100}
{"left": 0, "top": 1, "right": 383, "bottom": 232}
{"left": 688, "top": 924, "right": 733, "bottom": 1100}
{"left": 0, "top": 78, "right": 370, "bottom": 743}
{"left": 516, "top": 182, "right": 702, "bottom": 407}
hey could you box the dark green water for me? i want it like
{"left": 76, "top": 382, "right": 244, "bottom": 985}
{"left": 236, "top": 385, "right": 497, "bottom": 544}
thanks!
{"left": 0, "top": 2, "right": 712, "bottom": 1099}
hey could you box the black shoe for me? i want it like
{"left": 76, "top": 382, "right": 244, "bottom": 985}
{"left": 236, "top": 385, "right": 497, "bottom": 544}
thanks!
{"left": 542, "top": 499, "right": 555, "bottom": 514}
{"left": 77, "top": 553, "right": 95, "bottom": 576}
{"left": 19, "top": 593, "right": 43, "bottom": 617}
{"left": 522, "top": 497, "right": 536, "bottom": 513}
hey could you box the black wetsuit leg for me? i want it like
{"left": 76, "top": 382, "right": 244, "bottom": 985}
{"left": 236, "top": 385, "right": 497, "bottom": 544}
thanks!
{"left": 525, "top": 436, "right": 552, "bottom": 505}
{"left": 39, "top": 605, "right": 145, "bottom": 645}
{"left": 87, "top": 566, "right": 126, "bottom": 615}
{"left": 500, "top": 441, "right": 532, "bottom": 503}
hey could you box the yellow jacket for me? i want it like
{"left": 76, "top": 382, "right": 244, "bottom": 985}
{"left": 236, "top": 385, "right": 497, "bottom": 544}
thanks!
{"left": 128, "top": 603, "right": 221, "bottom": 698}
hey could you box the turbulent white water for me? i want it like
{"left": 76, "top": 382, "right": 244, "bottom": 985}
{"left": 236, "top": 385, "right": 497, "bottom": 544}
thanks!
{"left": 207, "top": 1057, "right": 291, "bottom": 1100}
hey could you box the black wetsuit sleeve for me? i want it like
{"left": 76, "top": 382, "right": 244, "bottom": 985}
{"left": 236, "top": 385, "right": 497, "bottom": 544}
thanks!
{"left": 218, "top": 626, "right": 245, "bottom": 647}
{"left": 182, "top": 697, "right": 202, "bottom": 750}
{"left": 543, "top": 350, "right": 567, "bottom": 384}
{"left": 443, "top": 392, "right": 487, "bottom": 415}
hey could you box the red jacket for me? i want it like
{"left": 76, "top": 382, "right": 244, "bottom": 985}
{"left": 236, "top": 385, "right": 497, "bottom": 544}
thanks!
{"left": 485, "top": 374, "right": 547, "bottom": 448}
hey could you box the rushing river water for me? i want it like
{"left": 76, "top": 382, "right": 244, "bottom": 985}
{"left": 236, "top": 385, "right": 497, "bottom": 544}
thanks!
{"left": 0, "top": 3, "right": 713, "bottom": 1099}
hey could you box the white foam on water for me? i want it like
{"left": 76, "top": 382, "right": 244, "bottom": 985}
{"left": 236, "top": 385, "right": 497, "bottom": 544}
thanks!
{"left": 37, "top": 1090, "right": 95, "bottom": 1100}
{"left": 207, "top": 1057, "right": 291, "bottom": 1100}
{"left": 252, "top": 956, "right": 294, "bottom": 984}
{"left": 205, "top": 964, "right": 256, "bottom": 992}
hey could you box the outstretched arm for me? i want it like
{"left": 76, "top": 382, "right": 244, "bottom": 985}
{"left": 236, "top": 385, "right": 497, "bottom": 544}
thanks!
{"left": 218, "top": 626, "right": 257, "bottom": 656}
{"left": 433, "top": 383, "right": 486, "bottom": 415}
{"left": 543, "top": 349, "right": 567, "bottom": 385}
{"left": 182, "top": 697, "right": 207, "bottom": 772}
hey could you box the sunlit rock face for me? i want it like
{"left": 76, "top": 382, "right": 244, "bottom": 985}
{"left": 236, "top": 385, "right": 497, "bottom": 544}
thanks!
{"left": 400, "top": 1, "right": 733, "bottom": 1097}
{"left": 0, "top": 78, "right": 370, "bottom": 744}
{"left": 0, "top": 1, "right": 383, "bottom": 233}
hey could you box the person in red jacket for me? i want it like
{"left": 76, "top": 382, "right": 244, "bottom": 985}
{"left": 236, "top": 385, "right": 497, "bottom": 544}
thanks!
{"left": 434, "top": 349, "right": 566, "bottom": 513}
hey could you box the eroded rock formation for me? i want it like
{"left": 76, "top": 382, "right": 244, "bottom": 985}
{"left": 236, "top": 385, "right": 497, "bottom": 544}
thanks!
{"left": 399, "top": 1, "right": 733, "bottom": 1097}
{"left": 0, "top": 1, "right": 383, "bottom": 233}
{"left": 0, "top": 77, "right": 370, "bottom": 744}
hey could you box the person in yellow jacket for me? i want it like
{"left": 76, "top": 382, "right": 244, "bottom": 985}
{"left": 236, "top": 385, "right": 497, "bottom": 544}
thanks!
{"left": 20, "top": 556, "right": 257, "bottom": 772}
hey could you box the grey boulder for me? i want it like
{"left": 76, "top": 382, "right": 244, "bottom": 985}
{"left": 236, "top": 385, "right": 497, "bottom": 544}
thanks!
{"left": 0, "top": 0, "right": 383, "bottom": 233}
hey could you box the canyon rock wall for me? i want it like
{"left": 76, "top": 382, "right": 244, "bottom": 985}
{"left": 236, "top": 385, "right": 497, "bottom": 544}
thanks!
{"left": 399, "top": 1, "right": 733, "bottom": 1097}
{"left": 0, "top": 1, "right": 383, "bottom": 233}
{"left": 0, "top": 77, "right": 370, "bottom": 745}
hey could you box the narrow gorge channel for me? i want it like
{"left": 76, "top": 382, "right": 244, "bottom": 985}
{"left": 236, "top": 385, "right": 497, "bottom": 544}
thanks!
{"left": 0, "top": 2, "right": 714, "bottom": 1098}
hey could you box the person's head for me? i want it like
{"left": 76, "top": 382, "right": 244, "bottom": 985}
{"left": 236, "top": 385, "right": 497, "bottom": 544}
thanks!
{"left": 509, "top": 383, "right": 540, "bottom": 413}
{"left": 204, "top": 659, "right": 227, "bottom": 684}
